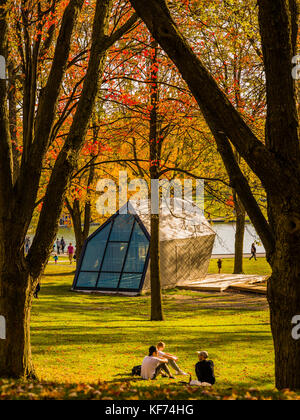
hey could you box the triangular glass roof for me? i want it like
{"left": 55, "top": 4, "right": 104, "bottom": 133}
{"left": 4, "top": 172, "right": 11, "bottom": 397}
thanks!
{"left": 73, "top": 212, "right": 150, "bottom": 292}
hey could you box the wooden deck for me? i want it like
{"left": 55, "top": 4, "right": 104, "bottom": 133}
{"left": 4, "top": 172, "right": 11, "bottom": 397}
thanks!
{"left": 178, "top": 273, "right": 268, "bottom": 295}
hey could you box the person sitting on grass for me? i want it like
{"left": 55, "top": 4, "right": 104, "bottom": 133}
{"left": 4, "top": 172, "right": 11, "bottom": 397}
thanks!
{"left": 141, "top": 346, "right": 175, "bottom": 380}
{"left": 195, "top": 351, "right": 215, "bottom": 386}
{"left": 157, "top": 342, "right": 188, "bottom": 376}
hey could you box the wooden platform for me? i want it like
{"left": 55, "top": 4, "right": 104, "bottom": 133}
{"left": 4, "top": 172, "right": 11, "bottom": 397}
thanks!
{"left": 178, "top": 273, "right": 267, "bottom": 295}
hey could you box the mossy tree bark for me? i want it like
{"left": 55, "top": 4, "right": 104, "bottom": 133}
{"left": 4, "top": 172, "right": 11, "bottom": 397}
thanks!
{"left": 130, "top": 0, "right": 300, "bottom": 389}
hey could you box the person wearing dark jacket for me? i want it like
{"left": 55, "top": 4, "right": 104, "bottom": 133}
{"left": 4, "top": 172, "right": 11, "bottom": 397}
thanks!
{"left": 34, "top": 283, "right": 41, "bottom": 299}
{"left": 195, "top": 351, "right": 215, "bottom": 385}
{"left": 249, "top": 243, "right": 257, "bottom": 261}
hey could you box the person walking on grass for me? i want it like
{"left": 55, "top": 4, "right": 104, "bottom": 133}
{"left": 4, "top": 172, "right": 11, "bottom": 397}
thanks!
{"left": 25, "top": 237, "right": 31, "bottom": 254}
{"left": 141, "top": 346, "right": 175, "bottom": 380}
{"left": 61, "top": 237, "right": 66, "bottom": 254}
{"left": 34, "top": 283, "right": 41, "bottom": 299}
{"left": 195, "top": 351, "right": 215, "bottom": 386}
{"left": 157, "top": 342, "right": 188, "bottom": 376}
{"left": 68, "top": 243, "right": 75, "bottom": 264}
{"left": 217, "top": 258, "right": 222, "bottom": 274}
{"left": 249, "top": 242, "right": 257, "bottom": 261}
{"left": 56, "top": 238, "right": 61, "bottom": 255}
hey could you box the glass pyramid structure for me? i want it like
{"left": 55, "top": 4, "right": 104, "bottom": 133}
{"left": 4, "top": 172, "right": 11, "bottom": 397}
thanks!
{"left": 72, "top": 212, "right": 150, "bottom": 293}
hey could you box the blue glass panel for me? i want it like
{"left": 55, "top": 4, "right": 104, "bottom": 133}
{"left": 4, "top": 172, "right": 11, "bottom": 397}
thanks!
{"left": 124, "top": 223, "right": 149, "bottom": 273}
{"left": 76, "top": 272, "right": 99, "bottom": 288}
{"left": 119, "top": 273, "right": 142, "bottom": 290}
{"left": 81, "top": 223, "right": 111, "bottom": 271}
{"left": 97, "top": 272, "right": 120, "bottom": 289}
{"left": 101, "top": 242, "right": 128, "bottom": 272}
{"left": 109, "top": 214, "right": 135, "bottom": 242}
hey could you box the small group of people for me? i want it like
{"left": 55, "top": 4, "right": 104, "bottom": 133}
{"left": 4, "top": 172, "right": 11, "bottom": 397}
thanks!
{"left": 141, "top": 342, "right": 215, "bottom": 386}
{"left": 53, "top": 238, "right": 76, "bottom": 264}
{"left": 54, "top": 237, "right": 66, "bottom": 255}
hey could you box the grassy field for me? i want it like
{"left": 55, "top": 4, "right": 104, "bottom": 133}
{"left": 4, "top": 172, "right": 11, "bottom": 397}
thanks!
{"left": 208, "top": 256, "right": 272, "bottom": 276}
{"left": 24, "top": 260, "right": 277, "bottom": 397}
{"left": 2, "top": 258, "right": 298, "bottom": 399}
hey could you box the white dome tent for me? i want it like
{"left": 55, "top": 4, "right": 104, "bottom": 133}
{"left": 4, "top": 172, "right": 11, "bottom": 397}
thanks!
{"left": 72, "top": 198, "right": 216, "bottom": 295}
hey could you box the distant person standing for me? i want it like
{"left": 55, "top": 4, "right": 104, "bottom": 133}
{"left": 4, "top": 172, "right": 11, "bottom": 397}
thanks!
{"left": 56, "top": 238, "right": 61, "bottom": 255}
{"left": 61, "top": 237, "right": 66, "bottom": 254}
{"left": 25, "top": 237, "right": 31, "bottom": 254}
{"left": 61, "top": 237, "right": 65, "bottom": 254}
{"left": 217, "top": 258, "right": 222, "bottom": 274}
{"left": 68, "top": 243, "right": 75, "bottom": 264}
{"left": 34, "top": 283, "right": 41, "bottom": 299}
{"left": 249, "top": 243, "right": 257, "bottom": 261}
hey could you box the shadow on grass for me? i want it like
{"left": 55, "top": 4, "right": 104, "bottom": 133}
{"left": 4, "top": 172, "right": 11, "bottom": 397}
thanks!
{"left": 31, "top": 325, "right": 271, "bottom": 355}
{"left": 44, "top": 271, "right": 76, "bottom": 277}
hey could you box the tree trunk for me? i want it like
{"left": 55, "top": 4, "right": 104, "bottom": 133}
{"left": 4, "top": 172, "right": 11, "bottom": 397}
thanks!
{"left": 66, "top": 195, "right": 92, "bottom": 266}
{"left": 268, "top": 239, "right": 300, "bottom": 389}
{"left": 149, "top": 40, "right": 163, "bottom": 321}
{"left": 233, "top": 191, "right": 245, "bottom": 274}
{"left": 150, "top": 213, "right": 164, "bottom": 321}
{"left": 74, "top": 228, "right": 85, "bottom": 267}
{"left": 129, "top": 0, "right": 300, "bottom": 389}
{"left": 0, "top": 0, "right": 137, "bottom": 380}
{"left": 0, "top": 259, "right": 35, "bottom": 379}
{"left": 265, "top": 190, "right": 300, "bottom": 390}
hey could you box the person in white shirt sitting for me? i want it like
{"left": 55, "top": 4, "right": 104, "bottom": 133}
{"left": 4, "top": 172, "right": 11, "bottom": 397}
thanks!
{"left": 141, "top": 346, "right": 175, "bottom": 380}
{"left": 157, "top": 341, "right": 188, "bottom": 376}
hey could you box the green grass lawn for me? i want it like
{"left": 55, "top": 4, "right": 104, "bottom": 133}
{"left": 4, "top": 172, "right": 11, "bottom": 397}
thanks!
{"left": 23, "top": 261, "right": 278, "bottom": 398}
{"left": 2, "top": 260, "right": 299, "bottom": 399}
{"left": 209, "top": 257, "right": 272, "bottom": 276}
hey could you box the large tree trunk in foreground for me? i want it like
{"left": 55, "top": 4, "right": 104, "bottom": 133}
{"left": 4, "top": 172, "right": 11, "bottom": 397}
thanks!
{"left": 269, "top": 245, "right": 300, "bottom": 390}
{"left": 0, "top": 0, "right": 138, "bottom": 379}
{"left": 129, "top": 0, "right": 300, "bottom": 389}
{"left": 0, "top": 257, "right": 35, "bottom": 378}
{"left": 267, "top": 193, "right": 300, "bottom": 390}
